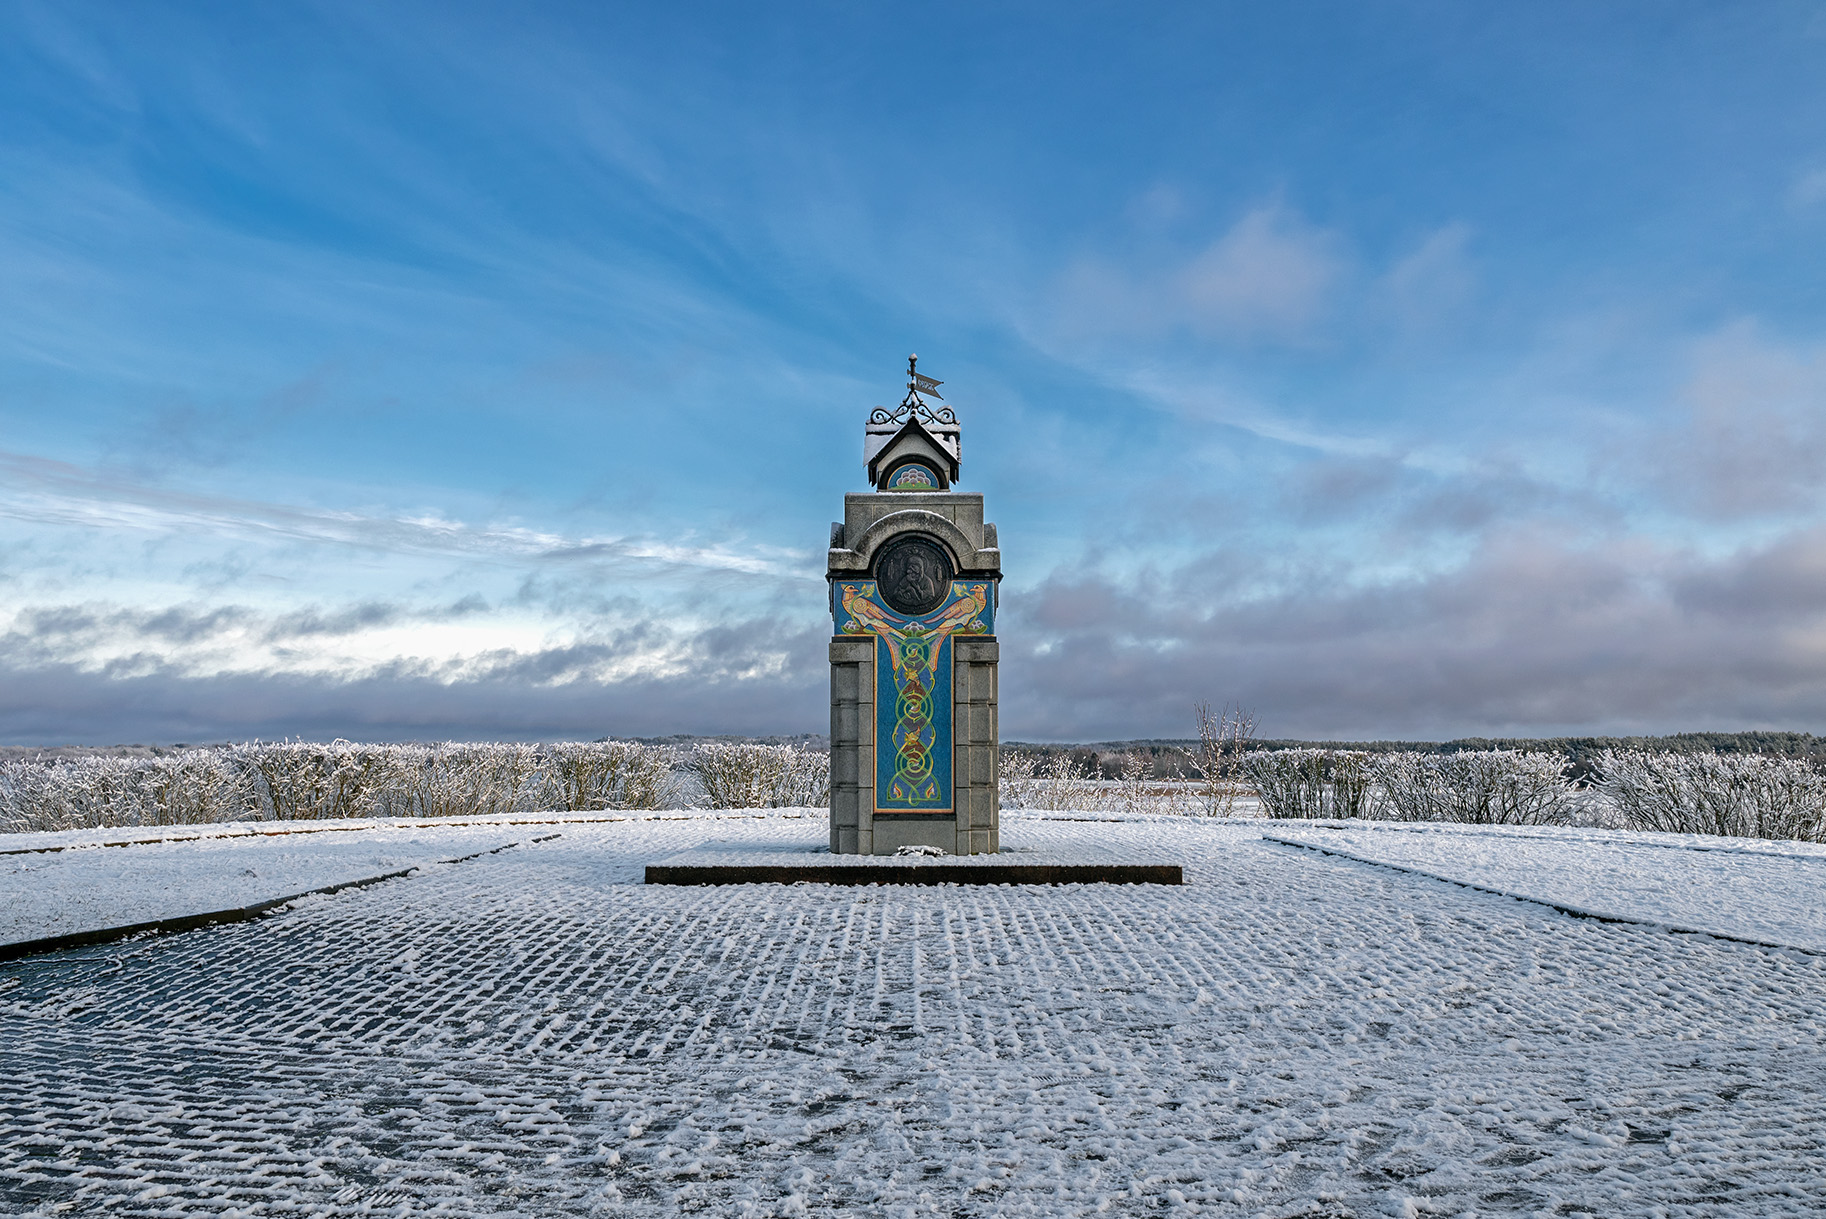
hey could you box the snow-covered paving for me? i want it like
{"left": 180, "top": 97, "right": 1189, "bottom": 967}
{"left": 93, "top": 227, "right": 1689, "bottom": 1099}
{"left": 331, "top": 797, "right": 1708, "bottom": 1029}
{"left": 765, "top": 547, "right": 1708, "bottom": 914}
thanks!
{"left": 1266, "top": 821, "right": 1826, "bottom": 953}
{"left": 2, "top": 814, "right": 1824, "bottom": 1216}
{"left": 0, "top": 812, "right": 813, "bottom": 950}
{"left": 1, "top": 828, "right": 527, "bottom": 950}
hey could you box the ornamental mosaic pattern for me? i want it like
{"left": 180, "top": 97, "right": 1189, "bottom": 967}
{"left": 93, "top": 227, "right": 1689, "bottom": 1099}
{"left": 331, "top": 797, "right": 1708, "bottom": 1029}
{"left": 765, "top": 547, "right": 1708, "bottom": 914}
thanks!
{"left": 834, "top": 579, "right": 994, "bottom": 813}
{"left": 887, "top": 463, "right": 937, "bottom": 490}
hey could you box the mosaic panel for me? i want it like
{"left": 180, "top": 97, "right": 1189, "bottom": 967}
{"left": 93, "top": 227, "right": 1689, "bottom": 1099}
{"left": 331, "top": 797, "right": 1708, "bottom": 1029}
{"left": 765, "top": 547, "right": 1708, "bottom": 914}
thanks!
{"left": 833, "top": 579, "right": 995, "bottom": 813}
{"left": 885, "top": 463, "right": 938, "bottom": 491}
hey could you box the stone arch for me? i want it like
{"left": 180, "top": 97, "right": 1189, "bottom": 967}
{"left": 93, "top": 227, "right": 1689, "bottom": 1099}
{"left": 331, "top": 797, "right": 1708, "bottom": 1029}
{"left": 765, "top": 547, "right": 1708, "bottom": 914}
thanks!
{"left": 850, "top": 509, "right": 979, "bottom": 573}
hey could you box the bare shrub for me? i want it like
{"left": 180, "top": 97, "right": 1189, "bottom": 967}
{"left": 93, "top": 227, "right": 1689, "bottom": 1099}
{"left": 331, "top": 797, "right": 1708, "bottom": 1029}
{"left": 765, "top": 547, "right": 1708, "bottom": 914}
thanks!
{"left": 693, "top": 743, "right": 829, "bottom": 809}
{"left": 532, "top": 740, "right": 679, "bottom": 811}
{"left": 999, "top": 750, "right": 1101, "bottom": 812}
{"left": 1116, "top": 751, "right": 1152, "bottom": 817}
{"left": 231, "top": 740, "right": 402, "bottom": 821}
{"left": 999, "top": 749, "right": 1040, "bottom": 810}
{"left": 1244, "top": 749, "right": 1374, "bottom": 819}
{"left": 3, "top": 739, "right": 698, "bottom": 830}
{"left": 0, "top": 750, "right": 256, "bottom": 832}
{"left": 387, "top": 743, "right": 542, "bottom": 819}
{"left": 1593, "top": 749, "right": 1826, "bottom": 841}
{"left": 1372, "top": 751, "right": 1571, "bottom": 825}
{"left": 779, "top": 745, "right": 832, "bottom": 807}
{"left": 1189, "top": 703, "right": 1257, "bottom": 816}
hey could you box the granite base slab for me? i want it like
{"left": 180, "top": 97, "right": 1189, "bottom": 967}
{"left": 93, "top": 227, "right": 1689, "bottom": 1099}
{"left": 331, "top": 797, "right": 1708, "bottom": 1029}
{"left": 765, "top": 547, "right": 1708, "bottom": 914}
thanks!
{"left": 644, "top": 843, "right": 1182, "bottom": 886}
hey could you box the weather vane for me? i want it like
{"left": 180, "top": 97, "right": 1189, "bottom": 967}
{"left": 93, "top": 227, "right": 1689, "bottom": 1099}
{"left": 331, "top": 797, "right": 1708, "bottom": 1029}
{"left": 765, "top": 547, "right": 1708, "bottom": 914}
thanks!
{"left": 907, "top": 353, "right": 943, "bottom": 401}
{"left": 870, "top": 354, "right": 959, "bottom": 428}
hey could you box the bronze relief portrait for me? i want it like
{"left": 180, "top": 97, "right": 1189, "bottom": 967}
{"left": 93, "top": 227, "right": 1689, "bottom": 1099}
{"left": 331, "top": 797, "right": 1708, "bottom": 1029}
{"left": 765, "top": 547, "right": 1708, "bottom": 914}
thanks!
{"left": 875, "top": 535, "right": 954, "bottom": 616}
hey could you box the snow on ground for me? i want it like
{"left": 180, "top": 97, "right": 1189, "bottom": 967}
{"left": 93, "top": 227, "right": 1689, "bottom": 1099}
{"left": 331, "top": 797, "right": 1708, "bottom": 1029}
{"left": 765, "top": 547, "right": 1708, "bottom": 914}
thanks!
{"left": 2, "top": 813, "right": 1824, "bottom": 1216}
{"left": 0, "top": 810, "right": 823, "bottom": 949}
{"left": 1, "top": 824, "right": 533, "bottom": 948}
{"left": 1266, "top": 821, "right": 1826, "bottom": 953}
{"left": 0, "top": 807, "right": 827, "bottom": 857}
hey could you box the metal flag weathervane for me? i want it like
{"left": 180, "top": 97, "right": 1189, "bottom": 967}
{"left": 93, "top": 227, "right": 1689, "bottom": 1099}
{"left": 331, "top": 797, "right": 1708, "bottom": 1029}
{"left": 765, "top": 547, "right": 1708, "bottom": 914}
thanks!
{"left": 907, "top": 353, "right": 943, "bottom": 401}
{"left": 870, "top": 354, "right": 959, "bottom": 427}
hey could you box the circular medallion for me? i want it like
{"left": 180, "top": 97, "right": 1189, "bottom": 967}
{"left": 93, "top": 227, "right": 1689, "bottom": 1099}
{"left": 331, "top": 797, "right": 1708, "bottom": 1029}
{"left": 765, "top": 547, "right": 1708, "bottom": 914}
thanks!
{"left": 875, "top": 536, "right": 954, "bottom": 616}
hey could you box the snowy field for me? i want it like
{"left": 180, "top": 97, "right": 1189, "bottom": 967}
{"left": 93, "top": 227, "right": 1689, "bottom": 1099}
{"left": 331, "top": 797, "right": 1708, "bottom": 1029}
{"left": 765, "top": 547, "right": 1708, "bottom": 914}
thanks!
{"left": 3, "top": 813, "right": 1824, "bottom": 1216}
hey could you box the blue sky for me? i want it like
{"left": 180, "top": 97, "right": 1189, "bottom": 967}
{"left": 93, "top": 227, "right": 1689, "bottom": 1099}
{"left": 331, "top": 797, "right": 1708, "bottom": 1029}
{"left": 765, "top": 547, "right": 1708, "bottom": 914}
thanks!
{"left": 5, "top": 1, "right": 1826, "bottom": 744}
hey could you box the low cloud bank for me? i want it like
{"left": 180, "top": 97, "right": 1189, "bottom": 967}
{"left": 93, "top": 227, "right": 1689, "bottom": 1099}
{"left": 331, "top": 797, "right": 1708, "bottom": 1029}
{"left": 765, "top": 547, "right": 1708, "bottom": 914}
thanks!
{"left": 0, "top": 611, "right": 830, "bottom": 745}
{"left": 9, "top": 523, "right": 1826, "bottom": 744}
{"left": 0, "top": 654, "right": 828, "bottom": 745}
{"left": 1004, "top": 524, "right": 1826, "bottom": 741}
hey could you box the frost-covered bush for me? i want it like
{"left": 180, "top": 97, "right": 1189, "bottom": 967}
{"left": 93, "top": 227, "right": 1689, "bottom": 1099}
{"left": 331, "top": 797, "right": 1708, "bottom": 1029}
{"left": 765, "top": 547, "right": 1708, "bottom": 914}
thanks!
{"left": 0, "top": 750, "right": 256, "bottom": 832}
{"left": 387, "top": 742, "right": 542, "bottom": 820}
{"left": 999, "top": 750, "right": 1053, "bottom": 810}
{"left": 532, "top": 740, "right": 679, "bottom": 811}
{"left": 1115, "top": 751, "right": 1153, "bottom": 817}
{"left": 1593, "top": 749, "right": 1826, "bottom": 841}
{"left": 0, "top": 738, "right": 704, "bottom": 832}
{"left": 1245, "top": 750, "right": 1374, "bottom": 819}
{"left": 231, "top": 740, "right": 404, "bottom": 820}
{"left": 778, "top": 745, "right": 832, "bottom": 807}
{"left": 1372, "top": 750, "right": 1571, "bottom": 826}
{"left": 238, "top": 739, "right": 694, "bottom": 818}
{"left": 999, "top": 750, "right": 1102, "bottom": 812}
{"left": 1189, "top": 703, "right": 1257, "bottom": 816}
{"left": 692, "top": 743, "right": 829, "bottom": 809}
{"left": 1247, "top": 748, "right": 1570, "bottom": 825}
{"left": 998, "top": 749, "right": 1038, "bottom": 809}
{"left": 1001, "top": 748, "right": 1212, "bottom": 816}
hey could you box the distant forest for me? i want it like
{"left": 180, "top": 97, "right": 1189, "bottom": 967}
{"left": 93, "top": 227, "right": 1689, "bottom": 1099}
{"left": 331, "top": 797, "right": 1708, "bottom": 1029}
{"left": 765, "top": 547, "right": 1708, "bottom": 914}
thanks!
{"left": 1004, "top": 731, "right": 1826, "bottom": 781}
{"left": 9, "top": 730, "right": 1824, "bottom": 783}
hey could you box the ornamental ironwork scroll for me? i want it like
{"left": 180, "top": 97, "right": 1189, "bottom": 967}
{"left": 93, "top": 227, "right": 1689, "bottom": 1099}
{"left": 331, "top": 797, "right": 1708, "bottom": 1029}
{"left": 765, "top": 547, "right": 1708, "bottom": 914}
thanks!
{"left": 867, "top": 399, "right": 959, "bottom": 428}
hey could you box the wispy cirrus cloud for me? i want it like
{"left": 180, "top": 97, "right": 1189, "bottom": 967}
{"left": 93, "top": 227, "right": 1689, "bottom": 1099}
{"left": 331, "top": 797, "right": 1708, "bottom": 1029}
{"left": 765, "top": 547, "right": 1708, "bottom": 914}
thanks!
{"left": 1042, "top": 204, "right": 1345, "bottom": 349}
{"left": 0, "top": 440, "right": 829, "bottom": 742}
{"left": 0, "top": 449, "right": 814, "bottom": 581}
{"left": 0, "top": 590, "right": 828, "bottom": 742}
{"left": 1379, "top": 224, "right": 1477, "bottom": 336}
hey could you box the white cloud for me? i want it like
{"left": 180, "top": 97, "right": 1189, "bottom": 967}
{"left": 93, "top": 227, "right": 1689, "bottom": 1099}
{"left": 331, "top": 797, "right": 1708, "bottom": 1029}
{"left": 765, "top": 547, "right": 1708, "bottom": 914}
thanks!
{"left": 0, "top": 449, "right": 814, "bottom": 581}
{"left": 1380, "top": 223, "right": 1475, "bottom": 331}
{"left": 1044, "top": 203, "right": 1343, "bottom": 347}
{"left": 1788, "top": 167, "right": 1826, "bottom": 210}
{"left": 1176, "top": 206, "right": 1341, "bottom": 339}
{"left": 1002, "top": 522, "right": 1826, "bottom": 741}
{"left": 1653, "top": 321, "right": 1826, "bottom": 518}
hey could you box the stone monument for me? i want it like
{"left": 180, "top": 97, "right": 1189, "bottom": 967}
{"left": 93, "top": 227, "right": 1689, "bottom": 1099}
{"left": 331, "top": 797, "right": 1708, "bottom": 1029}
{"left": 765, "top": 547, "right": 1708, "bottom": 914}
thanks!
{"left": 827, "top": 357, "right": 1002, "bottom": 855}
